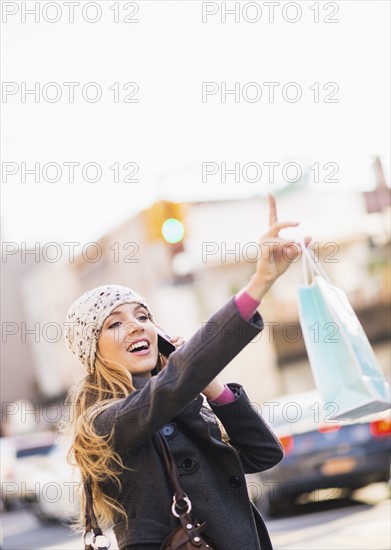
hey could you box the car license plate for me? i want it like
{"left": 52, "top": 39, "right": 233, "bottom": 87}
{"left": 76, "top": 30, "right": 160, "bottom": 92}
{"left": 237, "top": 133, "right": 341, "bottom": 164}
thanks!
{"left": 321, "top": 457, "right": 357, "bottom": 475}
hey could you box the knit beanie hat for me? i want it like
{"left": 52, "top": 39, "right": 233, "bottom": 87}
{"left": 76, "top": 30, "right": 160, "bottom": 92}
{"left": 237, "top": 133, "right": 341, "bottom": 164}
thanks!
{"left": 64, "top": 284, "right": 154, "bottom": 374}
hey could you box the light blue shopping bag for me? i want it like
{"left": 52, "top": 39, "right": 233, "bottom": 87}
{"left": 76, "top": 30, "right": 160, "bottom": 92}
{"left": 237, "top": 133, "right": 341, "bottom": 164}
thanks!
{"left": 297, "top": 245, "right": 390, "bottom": 421}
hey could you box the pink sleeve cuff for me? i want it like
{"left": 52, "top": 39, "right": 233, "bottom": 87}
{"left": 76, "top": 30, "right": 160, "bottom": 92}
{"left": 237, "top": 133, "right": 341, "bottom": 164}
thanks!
{"left": 208, "top": 385, "right": 236, "bottom": 405}
{"left": 234, "top": 289, "right": 261, "bottom": 321}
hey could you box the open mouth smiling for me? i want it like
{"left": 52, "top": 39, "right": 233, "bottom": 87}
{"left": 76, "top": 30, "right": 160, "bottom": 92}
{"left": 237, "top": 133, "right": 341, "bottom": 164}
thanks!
{"left": 127, "top": 339, "right": 150, "bottom": 353}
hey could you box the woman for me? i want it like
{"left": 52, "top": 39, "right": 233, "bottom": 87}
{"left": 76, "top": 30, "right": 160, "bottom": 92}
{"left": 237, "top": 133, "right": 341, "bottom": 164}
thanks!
{"left": 64, "top": 195, "right": 311, "bottom": 550}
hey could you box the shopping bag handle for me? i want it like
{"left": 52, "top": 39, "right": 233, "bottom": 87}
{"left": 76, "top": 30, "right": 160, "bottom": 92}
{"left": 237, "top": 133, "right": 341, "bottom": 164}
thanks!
{"left": 300, "top": 240, "right": 332, "bottom": 285}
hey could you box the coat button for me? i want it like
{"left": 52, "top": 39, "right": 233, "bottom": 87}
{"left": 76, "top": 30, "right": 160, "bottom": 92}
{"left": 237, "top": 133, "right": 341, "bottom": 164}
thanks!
{"left": 182, "top": 458, "right": 196, "bottom": 472}
{"left": 161, "top": 424, "right": 175, "bottom": 437}
{"left": 229, "top": 475, "right": 242, "bottom": 488}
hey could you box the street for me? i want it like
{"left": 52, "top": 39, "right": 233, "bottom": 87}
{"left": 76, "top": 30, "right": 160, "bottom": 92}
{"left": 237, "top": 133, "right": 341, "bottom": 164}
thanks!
{"left": 2, "top": 483, "right": 389, "bottom": 550}
{"left": 268, "top": 483, "right": 390, "bottom": 550}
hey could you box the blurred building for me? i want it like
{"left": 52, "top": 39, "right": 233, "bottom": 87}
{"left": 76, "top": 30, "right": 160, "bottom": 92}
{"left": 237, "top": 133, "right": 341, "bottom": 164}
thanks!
{"left": 2, "top": 159, "right": 390, "bottom": 432}
{"left": 1, "top": 253, "right": 40, "bottom": 405}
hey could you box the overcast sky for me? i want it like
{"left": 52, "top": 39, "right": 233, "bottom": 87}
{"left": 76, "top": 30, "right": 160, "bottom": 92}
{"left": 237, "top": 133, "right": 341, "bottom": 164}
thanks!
{"left": 2, "top": 0, "right": 390, "bottom": 246}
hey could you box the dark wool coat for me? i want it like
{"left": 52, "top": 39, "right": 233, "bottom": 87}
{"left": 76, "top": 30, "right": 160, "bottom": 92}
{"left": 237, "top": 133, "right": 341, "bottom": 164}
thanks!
{"left": 94, "top": 297, "right": 284, "bottom": 550}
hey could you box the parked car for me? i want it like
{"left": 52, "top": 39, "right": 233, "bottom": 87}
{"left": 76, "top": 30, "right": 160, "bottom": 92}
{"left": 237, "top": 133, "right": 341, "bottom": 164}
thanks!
{"left": 0, "top": 431, "right": 56, "bottom": 510}
{"left": 255, "top": 390, "right": 391, "bottom": 515}
{"left": 27, "top": 435, "right": 80, "bottom": 524}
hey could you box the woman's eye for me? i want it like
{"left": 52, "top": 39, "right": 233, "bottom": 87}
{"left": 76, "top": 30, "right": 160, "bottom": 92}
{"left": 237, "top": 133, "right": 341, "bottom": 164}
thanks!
{"left": 108, "top": 321, "right": 121, "bottom": 329}
{"left": 137, "top": 315, "right": 148, "bottom": 321}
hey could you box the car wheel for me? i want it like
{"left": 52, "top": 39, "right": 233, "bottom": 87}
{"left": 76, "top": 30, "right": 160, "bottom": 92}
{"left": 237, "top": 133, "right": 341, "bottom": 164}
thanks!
{"left": 34, "top": 512, "right": 60, "bottom": 526}
{"left": 267, "top": 494, "right": 293, "bottom": 517}
{"left": 29, "top": 503, "right": 60, "bottom": 526}
{"left": 256, "top": 492, "right": 293, "bottom": 518}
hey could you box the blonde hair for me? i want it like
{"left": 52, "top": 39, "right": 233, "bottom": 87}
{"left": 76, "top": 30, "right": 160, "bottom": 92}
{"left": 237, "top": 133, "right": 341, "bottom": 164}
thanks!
{"left": 63, "top": 350, "right": 167, "bottom": 532}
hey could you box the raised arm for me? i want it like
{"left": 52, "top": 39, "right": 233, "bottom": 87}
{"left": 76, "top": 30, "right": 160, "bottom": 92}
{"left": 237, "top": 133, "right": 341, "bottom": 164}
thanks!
{"left": 202, "top": 194, "right": 311, "bottom": 401}
{"left": 94, "top": 195, "right": 311, "bottom": 450}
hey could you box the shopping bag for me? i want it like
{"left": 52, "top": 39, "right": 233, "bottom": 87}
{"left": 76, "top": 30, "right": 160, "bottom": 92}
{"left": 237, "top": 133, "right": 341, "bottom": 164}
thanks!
{"left": 297, "top": 244, "right": 390, "bottom": 421}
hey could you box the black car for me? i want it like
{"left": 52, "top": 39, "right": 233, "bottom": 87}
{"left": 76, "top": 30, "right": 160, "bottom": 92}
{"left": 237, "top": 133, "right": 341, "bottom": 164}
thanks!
{"left": 255, "top": 390, "right": 390, "bottom": 515}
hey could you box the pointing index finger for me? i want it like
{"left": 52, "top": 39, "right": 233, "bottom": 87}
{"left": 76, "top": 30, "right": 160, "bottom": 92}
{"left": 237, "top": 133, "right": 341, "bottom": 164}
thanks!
{"left": 268, "top": 194, "right": 278, "bottom": 227}
{"left": 268, "top": 221, "right": 299, "bottom": 237}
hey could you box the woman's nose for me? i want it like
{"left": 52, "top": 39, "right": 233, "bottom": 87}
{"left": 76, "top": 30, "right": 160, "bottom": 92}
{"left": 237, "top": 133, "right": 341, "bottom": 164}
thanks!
{"left": 125, "top": 319, "right": 144, "bottom": 337}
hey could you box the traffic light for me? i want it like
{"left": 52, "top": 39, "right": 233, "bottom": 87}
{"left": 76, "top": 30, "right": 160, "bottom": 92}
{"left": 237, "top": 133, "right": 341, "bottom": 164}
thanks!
{"left": 161, "top": 217, "right": 185, "bottom": 244}
{"left": 143, "top": 201, "right": 186, "bottom": 246}
{"left": 142, "top": 201, "right": 192, "bottom": 283}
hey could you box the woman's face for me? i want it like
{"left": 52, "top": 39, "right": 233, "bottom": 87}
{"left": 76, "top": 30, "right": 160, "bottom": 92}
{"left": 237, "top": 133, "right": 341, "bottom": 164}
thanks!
{"left": 97, "top": 303, "right": 159, "bottom": 377}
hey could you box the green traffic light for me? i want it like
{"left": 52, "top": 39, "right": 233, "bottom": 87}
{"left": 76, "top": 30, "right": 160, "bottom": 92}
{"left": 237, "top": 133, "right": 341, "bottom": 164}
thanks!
{"left": 161, "top": 218, "right": 185, "bottom": 244}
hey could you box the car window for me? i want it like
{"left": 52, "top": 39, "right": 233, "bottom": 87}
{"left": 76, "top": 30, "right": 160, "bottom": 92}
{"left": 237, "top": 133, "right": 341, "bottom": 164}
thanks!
{"left": 16, "top": 444, "right": 55, "bottom": 458}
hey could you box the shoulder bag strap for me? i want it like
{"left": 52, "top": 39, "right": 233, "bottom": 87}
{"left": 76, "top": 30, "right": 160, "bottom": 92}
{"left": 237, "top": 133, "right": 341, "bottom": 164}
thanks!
{"left": 83, "top": 476, "right": 111, "bottom": 550}
{"left": 155, "top": 431, "right": 192, "bottom": 517}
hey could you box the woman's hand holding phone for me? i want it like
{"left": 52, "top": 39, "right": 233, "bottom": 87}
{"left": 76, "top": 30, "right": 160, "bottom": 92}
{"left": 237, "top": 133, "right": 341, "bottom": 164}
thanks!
{"left": 168, "top": 335, "right": 186, "bottom": 348}
{"left": 156, "top": 328, "right": 186, "bottom": 357}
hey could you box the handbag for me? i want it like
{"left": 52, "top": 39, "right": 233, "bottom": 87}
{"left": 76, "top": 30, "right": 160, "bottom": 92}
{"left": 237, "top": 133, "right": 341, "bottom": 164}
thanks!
{"left": 156, "top": 431, "right": 219, "bottom": 550}
{"left": 297, "top": 243, "right": 390, "bottom": 420}
{"left": 82, "top": 432, "right": 218, "bottom": 550}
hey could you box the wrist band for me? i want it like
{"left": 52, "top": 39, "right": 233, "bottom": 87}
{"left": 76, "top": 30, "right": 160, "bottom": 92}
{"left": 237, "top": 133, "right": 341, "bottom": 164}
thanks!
{"left": 234, "top": 290, "right": 262, "bottom": 321}
{"left": 208, "top": 384, "right": 236, "bottom": 405}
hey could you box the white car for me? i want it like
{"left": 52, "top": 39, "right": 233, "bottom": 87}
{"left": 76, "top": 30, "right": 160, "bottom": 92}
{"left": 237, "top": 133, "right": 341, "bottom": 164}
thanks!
{"left": 27, "top": 436, "right": 81, "bottom": 523}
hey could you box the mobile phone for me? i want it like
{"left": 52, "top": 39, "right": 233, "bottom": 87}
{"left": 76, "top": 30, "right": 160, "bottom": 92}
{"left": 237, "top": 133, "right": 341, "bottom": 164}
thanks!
{"left": 156, "top": 327, "right": 176, "bottom": 357}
